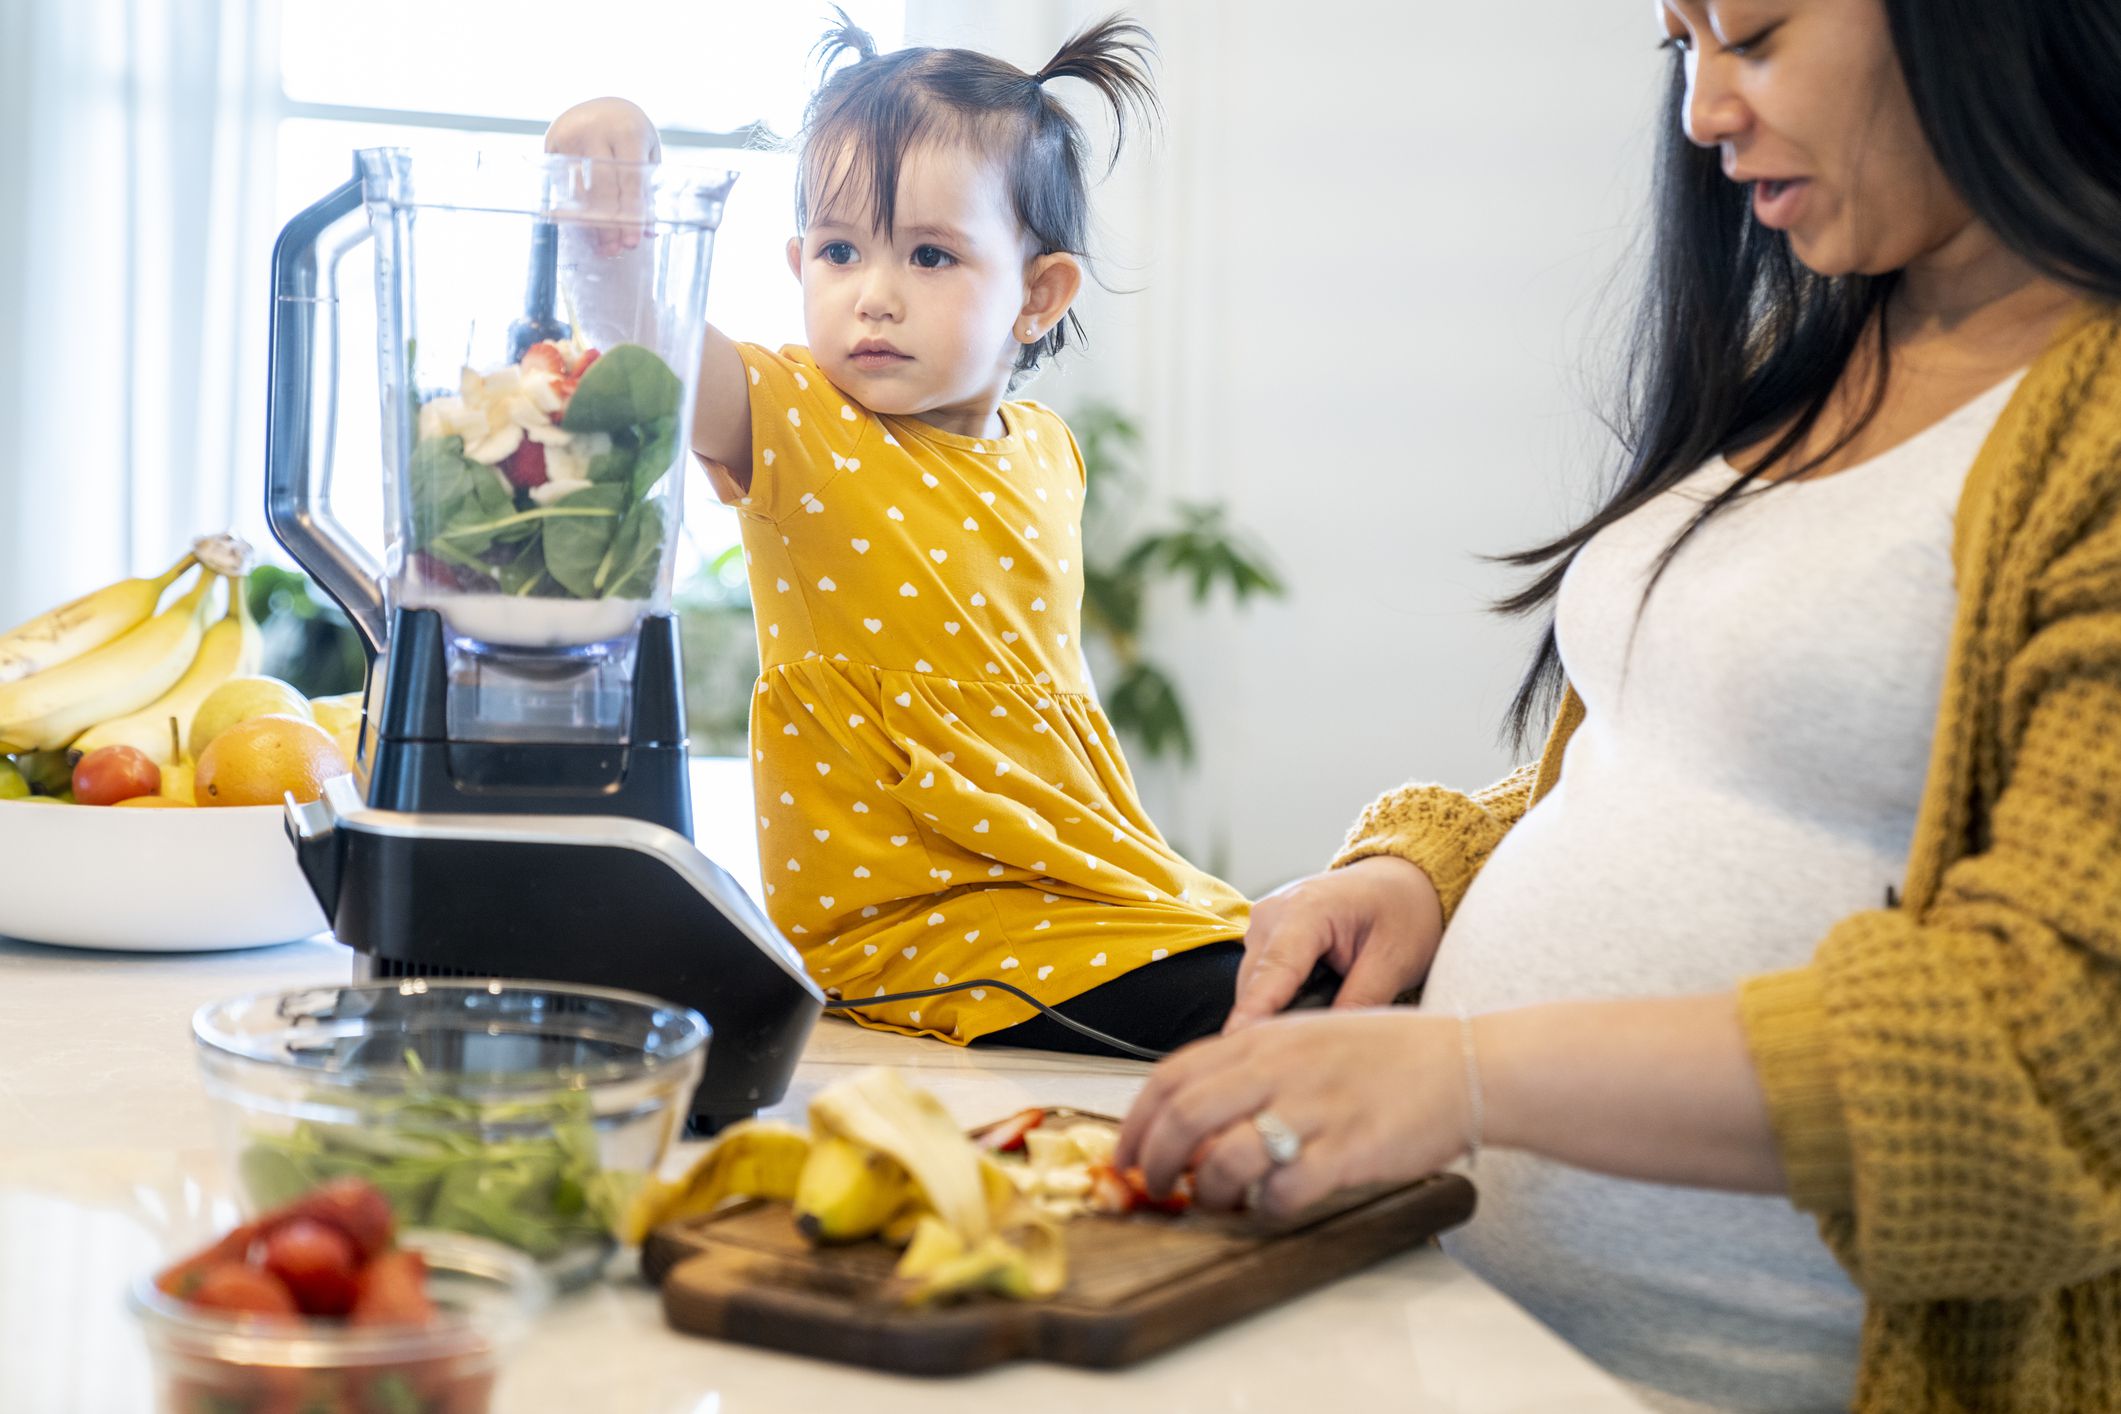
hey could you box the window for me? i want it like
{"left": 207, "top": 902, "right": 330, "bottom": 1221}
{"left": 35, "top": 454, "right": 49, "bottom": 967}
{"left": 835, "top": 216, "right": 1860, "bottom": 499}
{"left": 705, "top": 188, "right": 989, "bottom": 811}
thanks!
{"left": 267, "top": 0, "right": 905, "bottom": 577}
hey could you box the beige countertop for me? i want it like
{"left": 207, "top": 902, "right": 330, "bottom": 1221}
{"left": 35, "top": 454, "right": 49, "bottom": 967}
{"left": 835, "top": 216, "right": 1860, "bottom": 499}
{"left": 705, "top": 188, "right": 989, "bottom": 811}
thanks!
{"left": 0, "top": 762, "right": 1648, "bottom": 1413}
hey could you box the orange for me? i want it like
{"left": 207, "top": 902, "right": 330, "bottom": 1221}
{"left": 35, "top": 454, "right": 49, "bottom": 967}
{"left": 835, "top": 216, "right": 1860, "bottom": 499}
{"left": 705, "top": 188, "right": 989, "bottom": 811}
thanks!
{"left": 195, "top": 714, "right": 350, "bottom": 808}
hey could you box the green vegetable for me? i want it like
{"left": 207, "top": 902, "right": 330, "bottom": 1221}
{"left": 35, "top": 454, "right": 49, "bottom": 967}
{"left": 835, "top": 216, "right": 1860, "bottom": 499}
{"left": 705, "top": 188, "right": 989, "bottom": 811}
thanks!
{"left": 406, "top": 343, "right": 683, "bottom": 602}
{"left": 241, "top": 1055, "right": 625, "bottom": 1264}
{"left": 561, "top": 343, "right": 684, "bottom": 436}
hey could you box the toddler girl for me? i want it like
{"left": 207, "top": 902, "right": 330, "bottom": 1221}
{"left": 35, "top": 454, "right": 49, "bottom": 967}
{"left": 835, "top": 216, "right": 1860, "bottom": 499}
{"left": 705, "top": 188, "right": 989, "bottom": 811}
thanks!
{"left": 548, "top": 16, "right": 1252, "bottom": 1051}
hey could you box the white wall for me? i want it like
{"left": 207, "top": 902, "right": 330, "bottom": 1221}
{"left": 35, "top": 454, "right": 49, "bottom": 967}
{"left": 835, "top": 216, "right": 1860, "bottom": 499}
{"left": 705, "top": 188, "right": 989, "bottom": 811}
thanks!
{"left": 912, "top": 1, "right": 1666, "bottom": 893}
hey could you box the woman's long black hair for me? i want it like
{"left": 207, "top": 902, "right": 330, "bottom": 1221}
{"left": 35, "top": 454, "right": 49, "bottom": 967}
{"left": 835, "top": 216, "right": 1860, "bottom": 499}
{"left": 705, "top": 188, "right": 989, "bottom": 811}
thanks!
{"left": 1497, "top": 0, "right": 2121, "bottom": 751}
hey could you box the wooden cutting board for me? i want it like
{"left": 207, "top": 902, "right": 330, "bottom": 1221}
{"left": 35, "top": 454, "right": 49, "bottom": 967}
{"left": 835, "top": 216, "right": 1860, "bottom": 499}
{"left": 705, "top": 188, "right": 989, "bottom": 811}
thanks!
{"left": 643, "top": 1169, "right": 1476, "bottom": 1375}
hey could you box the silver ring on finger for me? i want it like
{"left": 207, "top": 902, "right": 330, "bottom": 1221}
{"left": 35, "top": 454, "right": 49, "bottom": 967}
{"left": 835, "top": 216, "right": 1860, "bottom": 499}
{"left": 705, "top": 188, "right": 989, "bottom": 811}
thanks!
{"left": 1252, "top": 1108, "right": 1303, "bottom": 1167}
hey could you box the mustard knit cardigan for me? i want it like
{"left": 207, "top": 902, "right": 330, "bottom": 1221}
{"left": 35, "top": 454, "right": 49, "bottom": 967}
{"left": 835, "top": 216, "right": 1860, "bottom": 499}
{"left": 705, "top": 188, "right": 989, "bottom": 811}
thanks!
{"left": 1336, "top": 306, "right": 2121, "bottom": 1413}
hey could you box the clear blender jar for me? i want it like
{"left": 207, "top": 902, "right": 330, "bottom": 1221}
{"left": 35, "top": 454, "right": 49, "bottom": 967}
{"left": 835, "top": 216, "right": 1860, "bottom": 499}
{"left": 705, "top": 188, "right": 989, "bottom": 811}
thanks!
{"left": 268, "top": 148, "right": 733, "bottom": 820}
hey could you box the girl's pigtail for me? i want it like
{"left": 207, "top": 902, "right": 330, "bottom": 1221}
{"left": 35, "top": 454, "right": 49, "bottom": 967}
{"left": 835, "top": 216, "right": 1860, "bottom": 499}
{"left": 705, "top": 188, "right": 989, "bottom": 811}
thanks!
{"left": 1034, "top": 14, "right": 1161, "bottom": 168}
{"left": 812, "top": 5, "right": 879, "bottom": 74}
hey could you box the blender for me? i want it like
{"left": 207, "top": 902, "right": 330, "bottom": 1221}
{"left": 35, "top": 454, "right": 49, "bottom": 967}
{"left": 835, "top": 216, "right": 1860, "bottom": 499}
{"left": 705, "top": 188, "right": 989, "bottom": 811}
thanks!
{"left": 266, "top": 148, "right": 821, "bottom": 1131}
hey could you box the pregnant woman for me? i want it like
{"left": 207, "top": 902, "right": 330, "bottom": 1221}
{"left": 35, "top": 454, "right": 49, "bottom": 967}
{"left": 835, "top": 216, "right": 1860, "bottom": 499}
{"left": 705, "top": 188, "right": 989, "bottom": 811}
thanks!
{"left": 1120, "top": 1, "right": 2121, "bottom": 1410}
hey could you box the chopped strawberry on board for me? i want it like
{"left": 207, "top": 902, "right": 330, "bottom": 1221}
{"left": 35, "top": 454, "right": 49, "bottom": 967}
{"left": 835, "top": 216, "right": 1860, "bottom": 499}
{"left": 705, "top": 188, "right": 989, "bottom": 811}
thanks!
{"left": 977, "top": 1107, "right": 1046, "bottom": 1152}
{"left": 1085, "top": 1162, "right": 1195, "bottom": 1216}
{"left": 1086, "top": 1163, "right": 1139, "bottom": 1215}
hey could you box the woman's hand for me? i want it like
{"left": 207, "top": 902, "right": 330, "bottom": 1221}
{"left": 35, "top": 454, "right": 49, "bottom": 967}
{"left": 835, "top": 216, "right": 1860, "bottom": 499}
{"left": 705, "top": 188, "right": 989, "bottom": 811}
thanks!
{"left": 1116, "top": 1009, "right": 1469, "bottom": 1217}
{"left": 1223, "top": 856, "right": 1445, "bottom": 1032}
{"left": 544, "top": 97, "right": 661, "bottom": 255}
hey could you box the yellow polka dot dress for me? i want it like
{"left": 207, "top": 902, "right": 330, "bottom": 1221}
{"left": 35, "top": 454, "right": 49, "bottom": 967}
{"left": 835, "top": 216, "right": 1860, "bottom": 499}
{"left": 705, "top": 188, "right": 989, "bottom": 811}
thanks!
{"left": 718, "top": 344, "right": 1250, "bottom": 1043}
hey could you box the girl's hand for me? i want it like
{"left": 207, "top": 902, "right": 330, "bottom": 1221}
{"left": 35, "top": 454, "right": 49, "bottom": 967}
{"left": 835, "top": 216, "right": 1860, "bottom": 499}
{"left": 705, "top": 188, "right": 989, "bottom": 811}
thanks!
{"left": 1116, "top": 1010, "right": 1469, "bottom": 1216}
{"left": 1223, "top": 857, "right": 1445, "bottom": 1032}
{"left": 544, "top": 97, "right": 661, "bottom": 255}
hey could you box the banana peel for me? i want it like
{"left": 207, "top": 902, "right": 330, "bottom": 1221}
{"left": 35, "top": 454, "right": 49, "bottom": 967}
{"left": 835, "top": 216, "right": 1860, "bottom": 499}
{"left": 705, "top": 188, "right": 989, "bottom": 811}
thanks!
{"left": 620, "top": 1119, "right": 811, "bottom": 1244}
{"left": 889, "top": 1210, "right": 1067, "bottom": 1305}
{"left": 633, "top": 1069, "right": 1068, "bottom": 1306}
{"left": 809, "top": 1066, "right": 992, "bottom": 1245}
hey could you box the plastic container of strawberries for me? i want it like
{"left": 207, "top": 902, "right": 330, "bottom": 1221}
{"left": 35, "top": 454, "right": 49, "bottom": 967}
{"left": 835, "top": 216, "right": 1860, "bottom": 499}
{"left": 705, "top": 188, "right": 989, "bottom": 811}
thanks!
{"left": 128, "top": 1228, "right": 548, "bottom": 1414}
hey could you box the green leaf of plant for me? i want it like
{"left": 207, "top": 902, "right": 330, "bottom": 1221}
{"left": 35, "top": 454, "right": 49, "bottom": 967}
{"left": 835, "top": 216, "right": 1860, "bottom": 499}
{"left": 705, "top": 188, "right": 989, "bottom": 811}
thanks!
{"left": 1107, "top": 661, "right": 1193, "bottom": 762}
{"left": 561, "top": 344, "right": 683, "bottom": 434}
{"left": 408, "top": 435, "right": 480, "bottom": 548}
{"left": 586, "top": 436, "right": 638, "bottom": 486}
{"left": 596, "top": 498, "right": 669, "bottom": 599}
{"left": 541, "top": 484, "right": 628, "bottom": 597}
{"left": 631, "top": 413, "right": 679, "bottom": 501}
{"left": 498, "top": 540, "right": 547, "bottom": 596}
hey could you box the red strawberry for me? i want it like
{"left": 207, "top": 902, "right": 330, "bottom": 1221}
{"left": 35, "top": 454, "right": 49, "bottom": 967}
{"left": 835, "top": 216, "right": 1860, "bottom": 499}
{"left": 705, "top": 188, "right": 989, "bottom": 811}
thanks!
{"left": 519, "top": 341, "right": 566, "bottom": 377}
{"left": 1127, "top": 1165, "right": 1194, "bottom": 1215}
{"left": 977, "top": 1107, "right": 1046, "bottom": 1153}
{"left": 555, "top": 345, "right": 600, "bottom": 405}
{"left": 185, "top": 1261, "right": 300, "bottom": 1318}
{"left": 1086, "top": 1163, "right": 1139, "bottom": 1215}
{"left": 155, "top": 1222, "right": 263, "bottom": 1298}
{"left": 350, "top": 1249, "right": 437, "bottom": 1327}
{"left": 500, "top": 438, "right": 548, "bottom": 489}
{"left": 261, "top": 1217, "right": 361, "bottom": 1317}
{"left": 268, "top": 1178, "right": 397, "bottom": 1261}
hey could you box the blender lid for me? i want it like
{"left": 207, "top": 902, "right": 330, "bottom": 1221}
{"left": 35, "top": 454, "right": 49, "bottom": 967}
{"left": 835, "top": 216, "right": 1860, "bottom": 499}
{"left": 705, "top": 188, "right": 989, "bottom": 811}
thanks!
{"left": 291, "top": 775, "right": 820, "bottom": 1000}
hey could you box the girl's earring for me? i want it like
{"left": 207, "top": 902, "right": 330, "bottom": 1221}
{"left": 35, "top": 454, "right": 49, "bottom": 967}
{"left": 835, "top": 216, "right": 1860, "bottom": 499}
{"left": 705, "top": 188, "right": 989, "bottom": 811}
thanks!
{"left": 1021, "top": 321, "right": 1038, "bottom": 343}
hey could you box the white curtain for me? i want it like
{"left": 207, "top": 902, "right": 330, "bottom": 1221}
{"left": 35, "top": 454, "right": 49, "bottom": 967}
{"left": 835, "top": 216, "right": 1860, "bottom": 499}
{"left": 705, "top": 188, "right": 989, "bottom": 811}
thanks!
{"left": 0, "top": 0, "right": 278, "bottom": 623}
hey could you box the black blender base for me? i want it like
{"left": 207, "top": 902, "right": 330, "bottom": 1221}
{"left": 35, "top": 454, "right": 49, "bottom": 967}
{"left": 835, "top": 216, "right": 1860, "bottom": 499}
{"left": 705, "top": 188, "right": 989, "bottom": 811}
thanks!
{"left": 364, "top": 608, "right": 693, "bottom": 834}
{"left": 293, "top": 789, "right": 824, "bottom": 1132}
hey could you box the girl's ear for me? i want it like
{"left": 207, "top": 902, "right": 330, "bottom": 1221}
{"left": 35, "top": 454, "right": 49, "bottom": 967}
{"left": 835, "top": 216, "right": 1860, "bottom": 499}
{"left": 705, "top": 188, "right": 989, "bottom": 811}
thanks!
{"left": 786, "top": 235, "right": 804, "bottom": 282}
{"left": 1018, "top": 252, "right": 1084, "bottom": 343}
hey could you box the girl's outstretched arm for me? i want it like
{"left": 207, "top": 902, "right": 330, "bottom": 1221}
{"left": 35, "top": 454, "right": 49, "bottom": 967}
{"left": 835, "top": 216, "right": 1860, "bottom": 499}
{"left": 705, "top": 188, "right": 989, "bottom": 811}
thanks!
{"left": 545, "top": 97, "right": 752, "bottom": 484}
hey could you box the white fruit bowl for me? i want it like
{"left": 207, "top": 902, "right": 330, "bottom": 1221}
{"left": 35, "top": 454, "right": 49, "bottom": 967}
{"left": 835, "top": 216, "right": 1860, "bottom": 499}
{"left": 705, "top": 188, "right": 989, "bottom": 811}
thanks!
{"left": 0, "top": 798, "right": 327, "bottom": 951}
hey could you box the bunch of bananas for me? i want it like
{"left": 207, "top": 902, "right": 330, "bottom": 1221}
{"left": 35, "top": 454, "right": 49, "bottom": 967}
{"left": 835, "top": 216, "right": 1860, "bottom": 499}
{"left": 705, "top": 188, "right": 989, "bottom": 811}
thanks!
{"left": 629, "top": 1067, "right": 1066, "bottom": 1305}
{"left": 0, "top": 535, "right": 261, "bottom": 786}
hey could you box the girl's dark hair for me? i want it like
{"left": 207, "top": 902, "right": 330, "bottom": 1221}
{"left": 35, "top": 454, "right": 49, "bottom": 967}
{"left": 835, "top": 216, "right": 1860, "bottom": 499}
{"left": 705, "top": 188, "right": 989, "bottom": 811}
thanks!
{"left": 1496, "top": 0, "right": 2121, "bottom": 751}
{"left": 795, "top": 10, "right": 1159, "bottom": 378}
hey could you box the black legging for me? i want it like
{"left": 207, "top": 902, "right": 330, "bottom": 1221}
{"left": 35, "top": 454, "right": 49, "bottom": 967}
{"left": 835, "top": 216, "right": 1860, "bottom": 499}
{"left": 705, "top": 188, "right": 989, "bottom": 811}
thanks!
{"left": 971, "top": 940, "right": 1342, "bottom": 1057}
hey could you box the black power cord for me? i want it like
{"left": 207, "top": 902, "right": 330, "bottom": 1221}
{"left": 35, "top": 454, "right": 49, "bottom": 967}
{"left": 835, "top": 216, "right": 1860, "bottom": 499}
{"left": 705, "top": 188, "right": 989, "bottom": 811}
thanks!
{"left": 823, "top": 978, "right": 1170, "bottom": 1061}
